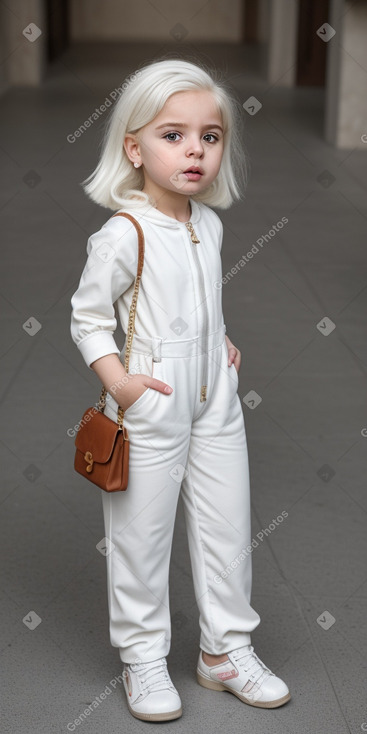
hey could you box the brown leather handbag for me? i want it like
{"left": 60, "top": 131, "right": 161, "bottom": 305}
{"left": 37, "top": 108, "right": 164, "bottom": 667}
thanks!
{"left": 74, "top": 212, "right": 145, "bottom": 492}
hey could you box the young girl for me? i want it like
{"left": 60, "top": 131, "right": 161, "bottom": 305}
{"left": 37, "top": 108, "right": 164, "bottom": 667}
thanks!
{"left": 70, "top": 57, "right": 291, "bottom": 723}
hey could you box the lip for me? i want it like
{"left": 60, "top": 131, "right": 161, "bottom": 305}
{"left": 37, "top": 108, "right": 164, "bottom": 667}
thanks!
{"left": 183, "top": 166, "right": 203, "bottom": 174}
{"left": 184, "top": 172, "right": 202, "bottom": 181}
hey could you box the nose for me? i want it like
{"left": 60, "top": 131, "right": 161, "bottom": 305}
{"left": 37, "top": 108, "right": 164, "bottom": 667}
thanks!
{"left": 185, "top": 134, "right": 204, "bottom": 158}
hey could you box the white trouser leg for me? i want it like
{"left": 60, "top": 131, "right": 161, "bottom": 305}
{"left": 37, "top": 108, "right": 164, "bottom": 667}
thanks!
{"left": 100, "top": 332, "right": 260, "bottom": 663}
{"left": 101, "top": 455, "right": 187, "bottom": 665}
{"left": 101, "top": 355, "right": 191, "bottom": 664}
{"left": 180, "top": 344, "right": 261, "bottom": 654}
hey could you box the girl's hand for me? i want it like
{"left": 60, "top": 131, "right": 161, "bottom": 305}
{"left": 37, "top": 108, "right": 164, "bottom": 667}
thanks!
{"left": 225, "top": 334, "right": 241, "bottom": 374}
{"left": 90, "top": 354, "right": 173, "bottom": 412}
{"left": 117, "top": 373, "right": 173, "bottom": 411}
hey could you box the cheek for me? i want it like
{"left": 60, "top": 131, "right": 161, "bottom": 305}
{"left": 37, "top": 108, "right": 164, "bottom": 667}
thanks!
{"left": 146, "top": 145, "right": 176, "bottom": 172}
{"left": 157, "top": 153, "right": 181, "bottom": 181}
{"left": 142, "top": 139, "right": 166, "bottom": 163}
{"left": 212, "top": 150, "right": 224, "bottom": 174}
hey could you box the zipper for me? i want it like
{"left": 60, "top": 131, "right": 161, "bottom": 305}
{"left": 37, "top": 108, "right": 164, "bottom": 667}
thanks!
{"left": 185, "top": 221, "right": 208, "bottom": 402}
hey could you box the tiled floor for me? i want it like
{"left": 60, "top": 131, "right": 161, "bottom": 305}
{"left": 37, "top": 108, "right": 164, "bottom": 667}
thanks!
{"left": 1, "top": 41, "right": 366, "bottom": 733}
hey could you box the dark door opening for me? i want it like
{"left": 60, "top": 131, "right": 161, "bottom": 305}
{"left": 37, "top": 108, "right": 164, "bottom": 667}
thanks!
{"left": 296, "top": 0, "right": 330, "bottom": 85}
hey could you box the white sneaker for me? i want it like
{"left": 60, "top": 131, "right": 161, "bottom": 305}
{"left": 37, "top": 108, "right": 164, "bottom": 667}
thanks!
{"left": 196, "top": 645, "right": 291, "bottom": 708}
{"left": 122, "top": 656, "right": 182, "bottom": 721}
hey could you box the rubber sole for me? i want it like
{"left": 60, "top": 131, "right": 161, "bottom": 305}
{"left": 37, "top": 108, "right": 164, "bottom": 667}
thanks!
{"left": 126, "top": 700, "right": 182, "bottom": 722}
{"left": 196, "top": 669, "right": 291, "bottom": 709}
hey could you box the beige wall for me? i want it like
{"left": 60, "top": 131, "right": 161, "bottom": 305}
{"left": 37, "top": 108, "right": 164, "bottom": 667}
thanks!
{"left": 0, "top": 0, "right": 46, "bottom": 90}
{"left": 337, "top": 0, "right": 367, "bottom": 147}
{"left": 69, "top": 0, "right": 244, "bottom": 42}
{"left": 325, "top": 0, "right": 367, "bottom": 148}
{"left": 257, "top": 0, "right": 298, "bottom": 86}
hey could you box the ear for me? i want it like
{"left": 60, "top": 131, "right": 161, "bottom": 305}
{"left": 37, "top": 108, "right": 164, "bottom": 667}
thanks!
{"left": 124, "top": 133, "right": 141, "bottom": 163}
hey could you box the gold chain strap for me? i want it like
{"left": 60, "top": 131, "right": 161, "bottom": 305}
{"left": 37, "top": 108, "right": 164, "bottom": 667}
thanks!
{"left": 96, "top": 213, "right": 145, "bottom": 430}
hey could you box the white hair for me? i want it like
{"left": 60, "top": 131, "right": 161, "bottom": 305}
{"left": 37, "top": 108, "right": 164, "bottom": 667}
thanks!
{"left": 81, "top": 55, "right": 249, "bottom": 211}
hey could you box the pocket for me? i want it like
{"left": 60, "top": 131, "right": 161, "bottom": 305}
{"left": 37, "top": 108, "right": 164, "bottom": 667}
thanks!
{"left": 229, "top": 361, "right": 239, "bottom": 391}
{"left": 222, "top": 341, "right": 239, "bottom": 392}
{"left": 123, "top": 359, "right": 164, "bottom": 415}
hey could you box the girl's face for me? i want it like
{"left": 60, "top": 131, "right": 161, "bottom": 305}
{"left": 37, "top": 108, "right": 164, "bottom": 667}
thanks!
{"left": 125, "top": 89, "right": 224, "bottom": 200}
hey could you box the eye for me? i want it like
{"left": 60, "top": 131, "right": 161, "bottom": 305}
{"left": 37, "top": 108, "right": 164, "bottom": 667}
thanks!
{"left": 163, "top": 132, "right": 181, "bottom": 142}
{"left": 203, "top": 133, "right": 219, "bottom": 143}
{"left": 163, "top": 131, "right": 220, "bottom": 143}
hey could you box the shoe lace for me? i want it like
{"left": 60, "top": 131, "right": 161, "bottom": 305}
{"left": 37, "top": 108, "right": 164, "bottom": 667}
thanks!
{"left": 129, "top": 658, "right": 175, "bottom": 694}
{"left": 232, "top": 645, "right": 274, "bottom": 689}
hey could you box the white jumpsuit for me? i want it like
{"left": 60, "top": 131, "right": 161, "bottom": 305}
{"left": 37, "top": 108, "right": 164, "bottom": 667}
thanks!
{"left": 70, "top": 196, "right": 261, "bottom": 664}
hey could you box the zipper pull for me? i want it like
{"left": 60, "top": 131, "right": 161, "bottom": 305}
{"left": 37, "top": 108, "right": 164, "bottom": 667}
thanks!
{"left": 185, "top": 222, "right": 200, "bottom": 244}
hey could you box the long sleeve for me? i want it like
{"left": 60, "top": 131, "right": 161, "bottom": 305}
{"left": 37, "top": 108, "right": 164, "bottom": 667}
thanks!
{"left": 70, "top": 216, "right": 137, "bottom": 369}
{"left": 210, "top": 209, "right": 223, "bottom": 252}
{"left": 218, "top": 217, "right": 223, "bottom": 252}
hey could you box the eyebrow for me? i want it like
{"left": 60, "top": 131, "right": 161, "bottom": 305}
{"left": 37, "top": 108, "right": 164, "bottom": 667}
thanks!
{"left": 155, "top": 122, "right": 223, "bottom": 132}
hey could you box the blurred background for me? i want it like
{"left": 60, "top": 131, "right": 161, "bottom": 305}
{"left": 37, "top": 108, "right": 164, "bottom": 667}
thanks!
{"left": 1, "top": 1, "right": 366, "bottom": 733}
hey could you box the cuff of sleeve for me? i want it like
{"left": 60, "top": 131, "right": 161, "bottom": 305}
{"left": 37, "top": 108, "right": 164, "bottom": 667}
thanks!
{"left": 77, "top": 331, "right": 121, "bottom": 370}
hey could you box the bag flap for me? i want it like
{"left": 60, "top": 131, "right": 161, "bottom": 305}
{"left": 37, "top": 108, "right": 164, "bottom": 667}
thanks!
{"left": 75, "top": 407, "right": 121, "bottom": 463}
